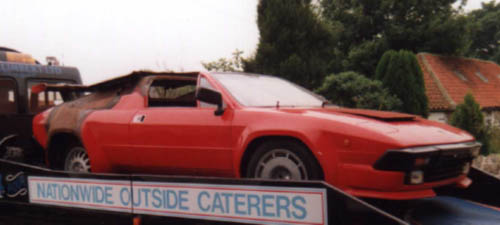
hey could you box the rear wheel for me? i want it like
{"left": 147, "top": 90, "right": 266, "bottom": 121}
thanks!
{"left": 246, "top": 140, "right": 322, "bottom": 181}
{"left": 64, "top": 146, "right": 91, "bottom": 173}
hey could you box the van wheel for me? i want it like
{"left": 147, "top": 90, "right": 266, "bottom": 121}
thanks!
{"left": 246, "top": 140, "right": 322, "bottom": 180}
{"left": 64, "top": 146, "right": 91, "bottom": 173}
{"left": 0, "top": 138, "right": 25, "bottom": 162}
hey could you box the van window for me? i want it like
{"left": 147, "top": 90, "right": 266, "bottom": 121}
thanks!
{"left": 0, "top": 79, "right": 17, "bottom": 114}
{"left": 27, "top": 80, "right": 68, "bottom": 113}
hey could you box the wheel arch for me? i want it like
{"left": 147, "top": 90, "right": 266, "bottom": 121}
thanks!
{"left": 239, "top": 135, "right": 324, "bottom": 179}
{"left": 47, "top": 131, "right": 82, "bottom": 169}
{"left": 0, "top": 134, "right": 18, "bottom": 147}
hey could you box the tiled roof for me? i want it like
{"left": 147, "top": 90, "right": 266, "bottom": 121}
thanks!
{"left": 417, "top": 53, "right": 500, "bottom": 111}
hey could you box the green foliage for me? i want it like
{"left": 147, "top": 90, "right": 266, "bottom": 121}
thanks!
{"left": 466, "top": 1, "right": 500, "bottom": 64}
{"left": 244, "top": 0, "right": 337, "bottom": 89}
{"left": 375, "top": 50, "right": 429, "bottom": 117}
{"left": 321, "top": 0, "right": 472, "bottom": 77}
{"left": 489, "top": 126, "right": 500, "bottom": 154}
{"left": 315, "top": 71, "right": 401, "bottom": 110}
{"left": 202, "top": 49, "right": 245, "bottom": 72}
{"left": 450, "top": 94, "right": 490, "bottom": 155}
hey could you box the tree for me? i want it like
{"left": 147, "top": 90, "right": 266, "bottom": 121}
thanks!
{"left": 202, "top": 49, "right": 244, "bottom": 72}
{"left": 320, "top": 0, "right": 472, "bottom": 77}
{"left": 315, "top": 71, "right": 401, "bottom": 110}
{"left": 244, "top": 0, "right": 338, "bottom": 89}
{"left": 466, "top": 1, "right": 500, "bottom": 64}
{"left": 450, "top": 93, "right": 490, "bottom": 155}
{"left": 375, "top": 50, "right": 429, "bottom": 117}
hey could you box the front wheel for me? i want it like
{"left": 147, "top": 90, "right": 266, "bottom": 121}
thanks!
{"left": 246, "top": 140, "right": 322, "bottom": 181}
{"left": 64, "top": 146, "right": 91, "bottom": 173}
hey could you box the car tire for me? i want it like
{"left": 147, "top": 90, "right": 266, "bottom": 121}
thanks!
{"left": 246, "top": 140, "right": 322, "bottom": 181}
{"left": 63, "top": 146, "right": 91, "bottom": 173}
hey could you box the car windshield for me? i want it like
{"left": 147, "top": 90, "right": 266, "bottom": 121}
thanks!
{"left": 212, "top": 73, "right": 324, "bottom": 107}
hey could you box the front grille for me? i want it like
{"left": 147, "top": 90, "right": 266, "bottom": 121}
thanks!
{"left": 424, "top": 149, "right": 471, "bottom": 182}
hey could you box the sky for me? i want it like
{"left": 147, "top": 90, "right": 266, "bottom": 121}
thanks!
{"left": 0, "top": 0, "right": 491, "bottom": 84}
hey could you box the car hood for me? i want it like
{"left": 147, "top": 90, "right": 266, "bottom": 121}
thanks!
{"left": 278, "top": 107, "right": 474, "bottom": 147}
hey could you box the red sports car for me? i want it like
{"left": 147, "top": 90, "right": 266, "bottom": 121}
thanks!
{"left": 32, "top": 71, "right": 481, "bottom": 200}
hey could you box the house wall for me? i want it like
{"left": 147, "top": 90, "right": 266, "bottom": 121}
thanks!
{"left": 428, "top": 110, "right": 500, "bottom": 128}
{"left": 428, "top": 112, "right": 449, "bottom": 123}
{"left": 484, "top": 111, "right": 500, "bottom": 127}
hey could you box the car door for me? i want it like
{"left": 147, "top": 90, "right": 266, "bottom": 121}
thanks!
{"left": 128, "top": 75, "right": 233, "bottom": 176}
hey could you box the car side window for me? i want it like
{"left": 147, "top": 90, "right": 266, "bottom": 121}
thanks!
{"left": 0, "top": 78, "right": 18, "bottom": 114}
{"left": 148, "top": 78, "right": 197, "bottom": 107}
{"left": 199, "top": 77, "right": 218, "bottom": 108}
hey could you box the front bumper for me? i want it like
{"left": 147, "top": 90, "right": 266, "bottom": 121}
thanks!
{"left": 339, "top": 142, "right": 481, "bottom": 200}
{"left": 373, "top": 142, "right": 481, "bottom": 185}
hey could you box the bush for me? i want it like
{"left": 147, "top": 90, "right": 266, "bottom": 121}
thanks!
{"left": 375, "top": 50, "right": 429, "bottom": 117}
{"left": 450, "top": 93, "right": 490, "bottom": 155}
{"left": 315, "top": 71, "right": 401, "bottom": 110}
{"left": 489, "top": 126, "right": 500, "bottom": 154}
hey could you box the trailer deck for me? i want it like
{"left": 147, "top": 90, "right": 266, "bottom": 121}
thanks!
{"left": 1, "top": 159, "right": 500, "bottom": 225}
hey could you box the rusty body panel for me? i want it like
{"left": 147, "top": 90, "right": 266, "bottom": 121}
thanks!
{"left": 39, "top": 71, "right": 199, "bottom": 147}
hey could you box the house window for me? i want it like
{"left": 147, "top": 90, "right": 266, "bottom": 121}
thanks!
{"left": 453, "top": 69, "right": 467, "bottom": 81}
{"left": 475, "top": 71, "right": 488, "bottom": 83}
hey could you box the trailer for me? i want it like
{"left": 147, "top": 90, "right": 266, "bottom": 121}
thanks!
{"left": 0, "top": 159, "right": 499, "bottom": 225}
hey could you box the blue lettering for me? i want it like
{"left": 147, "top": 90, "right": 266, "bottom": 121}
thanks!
{"left": 198, "top": 191, "right": 210, "bottom": 212}
{"left": 178, "top": 190, "right": 189, "bottom": 211}
{"left": 104, "top": 186, "right": 113, "bottom": 205}
{"left": 262, "top": 195, "right": 275, "bottom": 217}
{"left": 47, "top": 184, "right": 56, "bottom": 199}
{"left": 234, "top": 193, "right": 246, "bottom": 215}
{"left": 120, "top": 188, "right": 131, "bottom": 206}
{"left": 36, "top": 183, "right": 46, "bottom": 198}
{"left": 133, "top": 188, "right": 142, "bottom": 207}
{"left": 95, "top": 186, "right": 105, "bottom": 203}
{"left": 78, "top": 185, "right": 91, "bottom": 202}
{"left": 211, "top": 193, "right": 224, "bottom": 213}
{"left": 165, "top": 190, "right": 177, "bottom": 209}
{"left": 142, "top": 189, "right": 151, "bottom": 207}
{"left": 221, "top": 193, "right": 233, "bottom": 213}
{"left": 247, "top": 194, "right": 261, "bottom": 216}
{"left": 152, "top": 189, "right": 162, "bottom": 208}
{"left": 276, "top": 195, "right": 291, "bottom": 218}
{"left": 292, "top": 196, "right": 306, "bottom": 220}
{"left": 70, "top": 185, "right": 79, "bottom": 202}
{"left": 61, "top": 184, "right": 70, "bottom": 201}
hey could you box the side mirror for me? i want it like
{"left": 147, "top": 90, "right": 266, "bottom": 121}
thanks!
{"left": 195, "top": 87, "right": 225, "bottom": 116}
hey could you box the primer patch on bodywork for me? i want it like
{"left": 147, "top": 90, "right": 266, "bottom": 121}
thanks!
{"left": 44, "top": 71, "right": 200, "bottom": 144}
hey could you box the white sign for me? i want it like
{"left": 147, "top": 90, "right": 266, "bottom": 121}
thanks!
{"left": 28, "top": 176, "right": 132, "bottom": 213}
{"left": 132, "top": 181, "right": 327, "bottom": 225}
{"left": 28, "top": 176, "right": 327, "bottom": 224}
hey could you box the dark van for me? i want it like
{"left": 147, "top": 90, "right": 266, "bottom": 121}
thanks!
{"left": 0, "top": 47, "right": 81, "bottom": 164}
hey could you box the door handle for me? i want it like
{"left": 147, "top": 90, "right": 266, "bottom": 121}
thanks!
{"left": 132, "top": 115, "right": 145, "bottom": 123}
